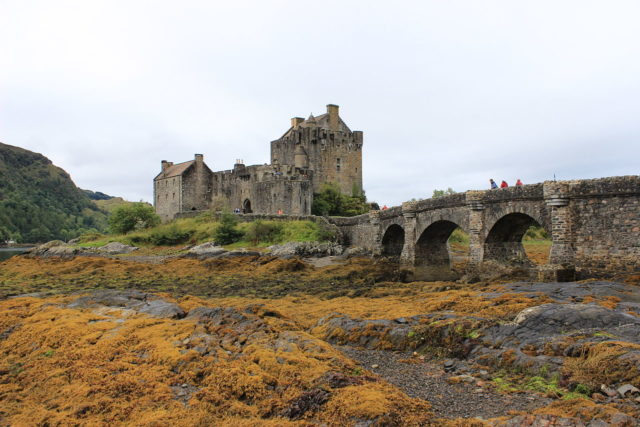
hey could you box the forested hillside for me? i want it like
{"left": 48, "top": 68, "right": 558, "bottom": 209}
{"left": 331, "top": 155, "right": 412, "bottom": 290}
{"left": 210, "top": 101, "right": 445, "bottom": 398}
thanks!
{"left": 0, "top": 142, "right": 109, "bottom": 242}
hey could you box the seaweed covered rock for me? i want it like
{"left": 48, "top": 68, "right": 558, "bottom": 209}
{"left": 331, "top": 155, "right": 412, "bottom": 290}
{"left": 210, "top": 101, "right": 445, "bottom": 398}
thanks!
{"left": 185, "top": 242, "right": 226, "bottom": 258}
{"left": 67, "top": 289, "right": 185, "bottom": 319}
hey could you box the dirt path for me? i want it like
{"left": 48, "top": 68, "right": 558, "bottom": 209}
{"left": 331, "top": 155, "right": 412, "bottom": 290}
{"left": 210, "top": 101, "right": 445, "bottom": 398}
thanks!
{"left": 338, "top": 346, "right": 552, "bottom": 420}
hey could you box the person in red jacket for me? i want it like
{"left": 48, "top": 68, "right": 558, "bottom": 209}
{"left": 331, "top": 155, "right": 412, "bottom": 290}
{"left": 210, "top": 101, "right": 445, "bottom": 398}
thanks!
{"left": 500, "top": 180, "right": 508, "bottom": 188}
{"left": 515, "top": 179, "right": 523, "bottom": 186}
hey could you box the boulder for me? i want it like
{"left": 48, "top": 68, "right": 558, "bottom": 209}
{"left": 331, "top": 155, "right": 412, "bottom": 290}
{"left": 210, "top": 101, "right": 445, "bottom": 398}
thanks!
{"left": 268, "top": 241, "right": 344, "bottom": 258}
{"left": 97, "top": 242, "right": 139, "bottom": 254}
{"left": 617, "top": 384, "right": 640, "bottom": 398}
{"left": 25, "top": 241, "right": 78, "bottom": 258}
{"left": 67, "top": 290, "right": 185, "bottom": 319}
{"left": 186, "top": 242, "right": 226, "bottom": 258}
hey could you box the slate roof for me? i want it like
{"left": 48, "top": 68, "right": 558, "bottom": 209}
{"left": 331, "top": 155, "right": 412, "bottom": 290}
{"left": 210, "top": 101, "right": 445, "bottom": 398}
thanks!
{"left": 154, "top": 160, "right": 194, "bottom": 180}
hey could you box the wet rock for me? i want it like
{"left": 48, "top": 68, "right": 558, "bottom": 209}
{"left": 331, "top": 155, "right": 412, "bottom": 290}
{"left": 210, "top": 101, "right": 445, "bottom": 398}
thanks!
{"left": 481, "top": 303, "right": 640, "bottom": 352}
{"left": 97, "top": 242, "right": 139, "bottom": 254}
{"left": 313, "top": 313, "right": 416, "bottom": 350}
{"left": 317, "top": 371, "right": 367, "bottom": 389}
{"left": 617, "top": 384, "right": 640, "bottom": 398}
{"left": 443, "top": 360, "right": 456, "bottom": 372}
{"left": 268, "top": 241, "right": 343, "bottom": 258}
{"left": 25, "top": 241, "right": 78, "bottom": 258}
{"left": 185, "top": 242, "right": 226, "bottom": 258}
{"left": 282, "top": 388, "right": 330, "bottom": 420}
{"left": 513, "top": 303, "right": 640, "bottom": 335}
{"left": 67, "top": 290, "right": 185, "bottom": 319}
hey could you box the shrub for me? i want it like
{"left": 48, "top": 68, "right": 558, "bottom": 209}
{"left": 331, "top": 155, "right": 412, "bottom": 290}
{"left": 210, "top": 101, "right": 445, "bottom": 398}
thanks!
{"left": 108, "top": 203, "right": 160, "bottom": 234}
{"left": 448, "top": 228, "right": 469, "bottom": 244}
{"left": 244, "top": 220, "right": 284, "bottom": 245}
{"left": 148, "top": 224, "right": 193, "bottom": 246}
{"left": 78, "top": 232, "right": 105, "bottom": 243}
{"left": 213, "top": 212, "right": 243, "bottom": 245}
{"left": 524, "top": 225, "right": 549, "bottom": 241}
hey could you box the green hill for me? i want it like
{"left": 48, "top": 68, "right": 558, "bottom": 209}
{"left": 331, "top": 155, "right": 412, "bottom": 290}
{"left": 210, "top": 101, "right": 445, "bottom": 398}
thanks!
{"left": 0, "top": 142, "right": 110, "bottom": 243}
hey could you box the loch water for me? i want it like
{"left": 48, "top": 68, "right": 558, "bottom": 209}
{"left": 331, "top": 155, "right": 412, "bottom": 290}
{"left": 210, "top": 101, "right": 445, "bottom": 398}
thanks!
{"left": 0, "top": 248, "right": 31, "bottom": 262}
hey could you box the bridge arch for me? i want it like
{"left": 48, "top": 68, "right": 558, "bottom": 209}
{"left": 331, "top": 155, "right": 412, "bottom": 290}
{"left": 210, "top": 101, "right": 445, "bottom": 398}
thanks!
{"left": 381, "top": 224, "right": 405, "bottom": 256}
{"left": 484, "top": 212, "right": 546, "bottom": 265}
{"left": 414, "top": 220, "right": 466, "bottom": 280}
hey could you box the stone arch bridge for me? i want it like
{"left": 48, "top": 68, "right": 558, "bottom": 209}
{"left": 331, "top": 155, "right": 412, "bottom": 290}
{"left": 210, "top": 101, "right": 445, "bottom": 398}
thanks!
{"left": 329, "top": 176, "right": 640, "bottom": 281}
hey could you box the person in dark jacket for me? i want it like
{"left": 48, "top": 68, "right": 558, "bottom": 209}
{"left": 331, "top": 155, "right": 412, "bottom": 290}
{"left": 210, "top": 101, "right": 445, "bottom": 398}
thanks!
{"left": 490, "top": 179, "right": 498, "bottom": 189}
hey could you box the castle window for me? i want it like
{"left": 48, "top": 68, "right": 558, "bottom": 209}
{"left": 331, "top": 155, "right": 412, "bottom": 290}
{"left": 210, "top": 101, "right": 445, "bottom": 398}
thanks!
{"left": 336, "top": 158, "right": 341, "bottom": 172}
{"left": 172, "top": 193, "right": 175, "bottom": 199}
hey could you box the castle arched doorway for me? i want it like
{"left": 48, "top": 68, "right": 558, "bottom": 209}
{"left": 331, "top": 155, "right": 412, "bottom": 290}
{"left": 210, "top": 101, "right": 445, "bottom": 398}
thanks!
{"left": 243, "top": 199, "right": 253, "bottom": 214}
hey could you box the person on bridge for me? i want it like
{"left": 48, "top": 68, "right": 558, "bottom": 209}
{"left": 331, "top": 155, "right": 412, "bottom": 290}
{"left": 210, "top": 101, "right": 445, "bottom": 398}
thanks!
{"left": 490, "top": 179, "right": 498, "bottom": 189}
{"left": 515, "top": 179, "right": 523, "bottom": 186}
{"left": 500, "top": 180, "right": 509, "bottom": 188}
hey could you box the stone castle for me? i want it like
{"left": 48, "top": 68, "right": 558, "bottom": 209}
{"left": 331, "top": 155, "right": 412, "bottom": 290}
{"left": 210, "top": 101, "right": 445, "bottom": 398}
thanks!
{"left": 154, "top": 104, "right": 363, "bottom": 221}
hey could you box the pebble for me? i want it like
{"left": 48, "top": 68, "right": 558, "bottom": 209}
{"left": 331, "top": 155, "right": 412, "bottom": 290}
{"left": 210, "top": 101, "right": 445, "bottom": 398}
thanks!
{"left": 443, "top": 359, "right": 456, "bottom": 372}
{"left": 371, "top": 364, "right": 379, "bottom": 369}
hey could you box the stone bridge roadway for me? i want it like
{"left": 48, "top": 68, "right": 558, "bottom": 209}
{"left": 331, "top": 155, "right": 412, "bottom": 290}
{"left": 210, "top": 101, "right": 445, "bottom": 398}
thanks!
{"left": 329, "top": 176, "right": 640, "bottom": 281}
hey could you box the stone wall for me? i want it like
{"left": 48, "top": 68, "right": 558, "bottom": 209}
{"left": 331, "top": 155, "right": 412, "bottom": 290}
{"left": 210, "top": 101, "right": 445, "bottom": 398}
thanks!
{"left": 568, "top": 176, "right": 640, "bottom": 273}
{"left": 154, "top": 175, "right": 182, "bottom": 221}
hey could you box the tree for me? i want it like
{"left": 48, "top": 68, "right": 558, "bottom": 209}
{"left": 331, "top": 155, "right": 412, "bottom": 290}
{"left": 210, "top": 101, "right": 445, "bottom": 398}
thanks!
{"left": 432, "top": 188, "right": 456, "bottom": 198}
{"left": 312, "top": 183, "right": 369, "bottom": 217}
{"left": 108, "top": 202, "right": 160, "bottom": 234}
{"left": 0, "top": 226, "right": 11, "bottom": 243}
{"left": 213, "top": 212, "right": 244, "bottom": 244}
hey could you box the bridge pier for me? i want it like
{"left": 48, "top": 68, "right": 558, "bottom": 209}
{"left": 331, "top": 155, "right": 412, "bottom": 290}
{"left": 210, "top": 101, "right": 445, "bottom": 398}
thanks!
{"left": 368, "top": 210, "right": 383, "bottom": 256}
{"left": 542, "top": 182, "right": 576, "bottom": 281}
{"left": 399, "top": 202, "right": 417, "bottom": 275}
{"left": 466, "top": 191, "right": 485, "bottom": 269}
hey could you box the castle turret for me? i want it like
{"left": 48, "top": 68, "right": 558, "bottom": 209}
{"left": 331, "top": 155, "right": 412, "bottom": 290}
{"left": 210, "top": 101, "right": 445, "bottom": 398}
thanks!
{"left": 294, "top": 144, "right": 308, "bottom": 169}
{"left": 291, "top": 117, "right": 305, "bottom": 128}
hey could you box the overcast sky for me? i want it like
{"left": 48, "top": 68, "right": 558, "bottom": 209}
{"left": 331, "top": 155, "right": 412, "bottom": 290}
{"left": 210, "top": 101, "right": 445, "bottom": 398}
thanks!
{"left": 1, "top": 1, "right": 638, "bottom": 206}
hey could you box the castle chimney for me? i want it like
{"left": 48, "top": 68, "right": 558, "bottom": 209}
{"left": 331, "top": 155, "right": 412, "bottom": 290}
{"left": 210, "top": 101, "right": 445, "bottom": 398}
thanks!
{"left": 161, "top": 160, "right": 173, "bottom": 171}
{"left": 291, "top": 117, "right": 305, "bottom": 128}
{"left": 195, "top": 154, "right": 203, "bottom": 163}
{"left": 327, "top": 104, "right": 339, "bottom": 131}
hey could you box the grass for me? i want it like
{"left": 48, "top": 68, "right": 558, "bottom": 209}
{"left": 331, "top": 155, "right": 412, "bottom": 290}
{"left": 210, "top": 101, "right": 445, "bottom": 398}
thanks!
{"left": 77, "top": 213, "right": 335, "bottom": 250}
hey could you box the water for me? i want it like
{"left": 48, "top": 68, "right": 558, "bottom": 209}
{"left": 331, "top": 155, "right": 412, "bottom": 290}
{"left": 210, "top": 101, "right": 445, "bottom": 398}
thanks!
{"left": 0, "top": 247, "right": 32, "bottom": 262}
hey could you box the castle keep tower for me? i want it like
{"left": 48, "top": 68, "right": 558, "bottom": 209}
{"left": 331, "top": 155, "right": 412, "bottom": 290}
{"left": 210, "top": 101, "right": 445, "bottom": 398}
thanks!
{"left": 154, "top": 104, "right": 363, "bottom": 220}
{"left": 270, "top": 104, "right": 363, "bottom": 195}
